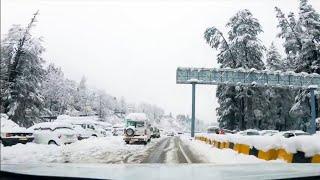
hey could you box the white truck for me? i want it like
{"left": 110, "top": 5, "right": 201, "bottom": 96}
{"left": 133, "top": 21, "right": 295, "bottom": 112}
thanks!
{"left": 123, "top": 113, "right": 151, "bottom": 145}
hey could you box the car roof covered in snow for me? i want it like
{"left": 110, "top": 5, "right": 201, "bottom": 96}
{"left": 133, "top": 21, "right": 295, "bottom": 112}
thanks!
{"left": 1, "top": 114, "right": 32, "bottom": 133}
{"left": 125, "top": 113, "right": 148, "bottom": 122}
{"left": 29, "top": 122, "right": 73, "bottom": 130}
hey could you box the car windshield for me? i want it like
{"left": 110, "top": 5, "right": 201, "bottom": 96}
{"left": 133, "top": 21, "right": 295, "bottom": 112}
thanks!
{"left": 54, "top": 127, "right": 73, "bottom": 131}
{"left": 247, "top": 131, "right": 260, "bottom": 135}
{"left": 1, "top": 0, "right": 320, "bottom": 179}
{"left": 295, "top": 132, "right": 310, "bottom": 136}
{"left": 126, "top": 120, "right": 144, "bottom": 128}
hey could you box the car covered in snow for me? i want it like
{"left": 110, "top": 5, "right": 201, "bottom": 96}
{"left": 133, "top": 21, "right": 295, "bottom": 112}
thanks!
{"left": 0, "top": 114, "right": 34, "bottom": 146}
{"left": 123, "top": 113, "right": 151, "bottom": 144}
{"left": 55, "top": 116, "right": 107, "bottom": 137}
{"left": 150, "top": 127, "right": 160, "bottom": 138}
{"left": 207, "top": 126, "right": 220, "bottom": 134}
{"left": 277, "top": 130, "right": 310, "bottom": 138}
{"left": 260, "top": 130, "right": 279, "bottom": 136}
{"left": 237, "top": 129, "right": 260, "bottom": 136}
{"left": 28, "top": 122, "right": 78, "bottom": 145}
{"left": 72, "top": 124, "right": 90, "bottom": 140}
{"left": 112, "top": 124, "right": 124, "bottom": 136}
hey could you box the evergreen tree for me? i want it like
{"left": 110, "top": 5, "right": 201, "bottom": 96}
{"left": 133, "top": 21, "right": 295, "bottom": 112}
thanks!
{"left": 205, "top": 9, "right": 266, "bottom": 130}
{"left": 1, "top": 12, "right": 46, "bottom": 127}
{"left": 41, "top": 64, "right": 65, "bottom": 116}
{"left": 266, "top": 43, "right": 282, "bottom": 71}
{"left": 275, "top": 0, "right": 320, "bottom": 130}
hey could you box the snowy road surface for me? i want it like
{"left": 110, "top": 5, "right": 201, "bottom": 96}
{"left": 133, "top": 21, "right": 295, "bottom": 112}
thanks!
{"left": 142, "top": 137, "right": 203, "bottom": 163}
{"left": 1, "top": 136, "right": 278, "bottom": 164}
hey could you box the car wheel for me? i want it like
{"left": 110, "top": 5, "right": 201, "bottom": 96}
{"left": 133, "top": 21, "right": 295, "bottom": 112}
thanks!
{"left": 148, "top": 138, "right": 151, "bottom": 142}
{"left": 125, "top": 141, "right": 130, "bottom": 144}
{"left": 92, "top": 134, "right": 97, "bottom": 137}
{"left": 143, "top": 141, "right": 147, "bottom": 145}
{"left": 48, "top": 140, "right": 58, "bottom": 145}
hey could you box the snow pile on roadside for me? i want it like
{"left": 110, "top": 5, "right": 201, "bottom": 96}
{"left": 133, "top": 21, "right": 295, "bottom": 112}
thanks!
{"left": 280, "top": 136, "right": 320, "bottom": 157}
{"left": 181, "top": 137, "right": 281, "bottom": 164}
{"left": 199, "top": 133, "right": 320, "bottom": 157}
{"left": 1, "top": 143, "right": 63, "bottom": 163}
{"left": 1, "top": 136, "right": 162, "bottom": 164}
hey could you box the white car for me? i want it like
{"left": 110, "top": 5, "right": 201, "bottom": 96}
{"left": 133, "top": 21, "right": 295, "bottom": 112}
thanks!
{"left": 75, "top": 122, "right": 106, "bottom": 137}
{"left": 277, "top": 130, "right": 310, "bottom": 138}
{"left": 28, "top": 122, "right": 78, "bottom": 145}
{"left": 260, "top": 130, "right": 279, "bottom": 136}
{"left": 0, "top": 114, "right": 34, "bottom": 146}
{"left": 72, "top": 124, "right": 90, "bottom": 140}
{"left": 123, "top": 113, "right": 151, "bottom": 144}
{"left": 237, "top": 129, "right": 260, "bottom": 136}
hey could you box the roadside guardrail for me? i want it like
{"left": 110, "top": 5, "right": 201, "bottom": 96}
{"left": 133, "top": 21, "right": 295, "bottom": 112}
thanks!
{"left": 195, "top": 134, "right": 320, "bottom": 163}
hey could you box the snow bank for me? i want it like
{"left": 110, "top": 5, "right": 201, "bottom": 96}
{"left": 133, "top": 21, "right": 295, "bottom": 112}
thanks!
{"left": 1, "top": 136, "right": 163, "bottom": 164}
{"left": 198, "top": 133, "right": 320, "bottom": 157}
{"left": 181, "top": 137, "right": 281, "bottom": 164}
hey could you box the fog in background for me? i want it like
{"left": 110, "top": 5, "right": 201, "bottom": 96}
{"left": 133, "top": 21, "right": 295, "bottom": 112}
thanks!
{"left": 2, "top": 0, "right": 319, "bottom": 123}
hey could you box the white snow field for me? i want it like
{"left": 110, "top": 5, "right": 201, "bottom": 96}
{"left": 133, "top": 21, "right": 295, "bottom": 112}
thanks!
{"left": 1, "top": 136, "right": 162, "bottom": 164}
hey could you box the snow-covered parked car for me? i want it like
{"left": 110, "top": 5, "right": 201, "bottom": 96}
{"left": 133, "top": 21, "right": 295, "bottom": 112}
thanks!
{"left": 277, "top": 130, "right": 310, "bottom": 138}
{"left": 55, "top": 115, "right": 107, "bottom": 137}
{"left": 112, "top": 124, "right": 124, "bottom": 136}
{"left": 151, "top": 127, "right": 160, "bottom": 138}
{"left": 123, "top": 113, "right": 151, "bottom": 144}
{"left": 75, "top": 121, "right": 107, "bottom": 137}
{"left": 0, "top": 114, "right": 34, "bottom": 146}
{"left": 260, "top": 130, "right": 279, "bottom": 136}
{"left": 72, "top": 124, "right": 90, "bottom": 140}
{"left": 28, "top": 122, "right": 78, "bottom": 145}
{"left": 237, "top": 129, "right": 260, "bottom": 136}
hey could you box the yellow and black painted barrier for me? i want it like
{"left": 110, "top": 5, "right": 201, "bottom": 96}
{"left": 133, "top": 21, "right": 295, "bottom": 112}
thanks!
{"left": 195, "top": 135, "right": 320, "bottom": 163}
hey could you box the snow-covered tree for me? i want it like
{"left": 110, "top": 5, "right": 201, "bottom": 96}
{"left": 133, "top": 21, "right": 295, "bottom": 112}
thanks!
{"left": 297, "top": 0, "right": 320, "bottom": 74}
{"left": 1, "top": 11, "right": 46, "bottom": 127}
{"left": 275, "top": 0, "right": 320, "bottom": 130}
{"left": 41, "top": 64, "right": 66, "bottom": 116}
{"left": 205, "top": 9, "right": 266, "bottom": 130}
{"left": 266, "top": 43, "right": 282, "bottom": 71}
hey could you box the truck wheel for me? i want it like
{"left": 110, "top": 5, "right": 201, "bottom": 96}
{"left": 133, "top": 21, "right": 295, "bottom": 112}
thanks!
{"left": 125, "top": 141, "right": 130, "bottom": 144}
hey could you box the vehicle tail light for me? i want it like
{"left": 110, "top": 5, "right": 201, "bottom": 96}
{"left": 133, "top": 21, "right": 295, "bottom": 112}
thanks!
{"left": 5, "top": 133, "right": 12, "bottom": 137}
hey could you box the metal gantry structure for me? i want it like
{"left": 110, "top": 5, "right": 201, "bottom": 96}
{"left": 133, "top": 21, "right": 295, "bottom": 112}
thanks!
{"left": 176, "top": 67, "right": 320, "bottom": 137}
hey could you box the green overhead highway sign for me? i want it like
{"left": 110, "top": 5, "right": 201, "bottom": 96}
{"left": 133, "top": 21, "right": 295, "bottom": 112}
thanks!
{"left": 176, "top": 67, "right": 320, "bottom": 89}
{"left": 176, "top": 67, "right": 320, "bottom": 137}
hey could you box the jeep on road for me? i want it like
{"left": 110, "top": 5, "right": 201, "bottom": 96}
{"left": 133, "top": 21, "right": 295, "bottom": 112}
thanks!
{"left": 123, "top": 113, "right": 151, "bottom": 145}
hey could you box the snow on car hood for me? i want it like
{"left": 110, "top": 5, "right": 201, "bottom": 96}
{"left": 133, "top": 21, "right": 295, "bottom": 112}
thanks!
{"left": 0, "top": 114, "right": 32, "bottom": 133}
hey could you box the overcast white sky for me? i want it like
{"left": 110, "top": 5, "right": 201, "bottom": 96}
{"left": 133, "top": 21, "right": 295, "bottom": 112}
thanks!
{"left": 1, "top": 0, "right": 319, "bottom": 123}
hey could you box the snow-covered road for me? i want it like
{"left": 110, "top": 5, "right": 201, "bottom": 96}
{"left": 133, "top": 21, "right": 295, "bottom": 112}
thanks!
{"left": 1, "top": 136, "right": 280, "bottom": 164}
